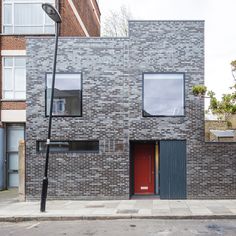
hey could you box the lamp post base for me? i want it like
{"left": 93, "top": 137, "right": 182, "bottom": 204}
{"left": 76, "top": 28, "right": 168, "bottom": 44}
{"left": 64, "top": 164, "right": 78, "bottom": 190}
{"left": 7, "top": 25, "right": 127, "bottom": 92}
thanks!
{"left": 40, "top": 177, "right": 48, "bottom": 212}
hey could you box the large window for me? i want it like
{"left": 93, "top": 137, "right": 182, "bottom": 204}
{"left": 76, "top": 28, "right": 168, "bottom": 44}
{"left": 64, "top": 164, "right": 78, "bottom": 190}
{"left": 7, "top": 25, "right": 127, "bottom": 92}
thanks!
{"left": 37, "top": 141, "right": 99, "bottom": 153}
{"left": 2, "top": 0, "right": 55, "bottom": 34}
{"left": 3, "top": 57, "right": 26, "bottom": 100}
{"left": 143, "top": 73, "right": 185, "bottom": 116}
{"left": 46, "top": 73, "right": 82, "bottom": 117}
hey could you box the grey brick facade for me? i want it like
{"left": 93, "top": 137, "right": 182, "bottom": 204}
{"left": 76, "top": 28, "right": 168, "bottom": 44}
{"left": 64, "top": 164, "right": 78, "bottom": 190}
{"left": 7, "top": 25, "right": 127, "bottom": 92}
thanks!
{"left": 26, "top": 21, "right": 236, "bottom": 200}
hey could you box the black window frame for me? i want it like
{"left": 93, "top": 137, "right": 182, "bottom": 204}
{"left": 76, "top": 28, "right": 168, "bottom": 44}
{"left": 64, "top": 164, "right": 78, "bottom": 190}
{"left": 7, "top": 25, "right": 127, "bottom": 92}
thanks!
{"left": 36, "top": 140, "right": 99, "bottom": 153}
{"left": 142, "top": 72, "right": 186, "bottom": 117}
{"left": 45, "top": 72, "right": 83, "bottom": 117}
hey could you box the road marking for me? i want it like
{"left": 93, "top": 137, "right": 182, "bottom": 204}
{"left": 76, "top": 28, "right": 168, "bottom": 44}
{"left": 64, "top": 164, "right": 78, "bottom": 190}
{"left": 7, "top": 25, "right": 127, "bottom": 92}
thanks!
{"left": 26, "top": 222, "right": 40, "bottom": 230}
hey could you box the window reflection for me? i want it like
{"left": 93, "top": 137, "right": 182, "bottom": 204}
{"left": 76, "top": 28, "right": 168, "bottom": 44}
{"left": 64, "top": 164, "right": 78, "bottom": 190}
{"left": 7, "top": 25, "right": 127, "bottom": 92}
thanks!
{"left": 143, "top": 73, "right": 184, "bottom": 116}
{"left": 46, "top": 73, "right": 82, "bottom": 116}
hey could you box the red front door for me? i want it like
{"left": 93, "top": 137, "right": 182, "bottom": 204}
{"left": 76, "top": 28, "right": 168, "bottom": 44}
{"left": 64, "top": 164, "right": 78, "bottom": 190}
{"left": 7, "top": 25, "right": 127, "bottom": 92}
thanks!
{"left": 133, "top": 144, "right": 155, "bottom": 194}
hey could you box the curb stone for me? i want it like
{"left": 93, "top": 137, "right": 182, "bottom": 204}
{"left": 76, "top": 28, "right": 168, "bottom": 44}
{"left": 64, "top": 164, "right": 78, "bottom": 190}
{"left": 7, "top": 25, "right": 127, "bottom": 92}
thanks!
{"left": 0, "top": 214, "right": 236, "bottom": 222}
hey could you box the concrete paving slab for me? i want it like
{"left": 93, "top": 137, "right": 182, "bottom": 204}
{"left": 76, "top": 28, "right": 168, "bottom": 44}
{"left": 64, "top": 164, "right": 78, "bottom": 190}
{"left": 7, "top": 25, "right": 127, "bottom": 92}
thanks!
{"left": 117, "top": 203, "right": 136, "bottom": 210}
{"left": 0, "top": 195, "right": 235, "bottom": 221}
{"left": 229, "top": 208, "right": 236, "bottom": 214}
{"left": 207, "top": 206, "right": 232, "bottom": 214}
{"left": 92, "top": 208, "right": 116, "bottom": 215}
{"left": 137, "top": 209, "right": 152, "bottom": 215}
{"left": 152, "top": 210, "right": 171, "bottom": 216}
{"left": 103, "top": 202, "right": 120, "bottom": 208}
{"left": 134, "top": 200, "right": 153, "bottom": 209}
{"left": 0, "top": 189, "right": 18, "bottom": 202}
{"left": 153, "top": 200, "right": 169, "bottom": 204}
{"left": 189, "top": 209, "right": 212, "bottom": 215}
{"left": 169, "top": 201, "right": 188, "bottom": 208}
{"left": 171, "top": 208, "right": 192, "bottom": 213}
{"left": 152, "top": 205, "right": 170, "bottom": 210}
{"left": 116, "top": 209, "right": 139, "bottom": 214}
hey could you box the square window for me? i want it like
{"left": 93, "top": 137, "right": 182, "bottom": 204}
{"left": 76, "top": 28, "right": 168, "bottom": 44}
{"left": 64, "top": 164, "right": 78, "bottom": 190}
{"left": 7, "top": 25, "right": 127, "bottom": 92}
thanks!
{"left": 46, "top": 73, "right": 82, "bottom": 116}
{"left": 143, "top": 73, "right": 185, "bottom": 116}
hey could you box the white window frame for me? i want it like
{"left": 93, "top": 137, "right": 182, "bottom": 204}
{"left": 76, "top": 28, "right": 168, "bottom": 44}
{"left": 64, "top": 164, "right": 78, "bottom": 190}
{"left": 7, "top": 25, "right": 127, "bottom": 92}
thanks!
{"left": 2, "top": 56, "right": 26, "bottom": 100}
{"left": 2, "top": 0, "right": 55, "bottom": 34}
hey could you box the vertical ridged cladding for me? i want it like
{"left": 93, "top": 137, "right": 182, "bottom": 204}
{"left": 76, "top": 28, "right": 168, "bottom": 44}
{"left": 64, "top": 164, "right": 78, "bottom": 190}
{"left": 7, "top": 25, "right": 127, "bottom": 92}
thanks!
{"left": 26, "top": 21, "right": 236, "bottom": 200}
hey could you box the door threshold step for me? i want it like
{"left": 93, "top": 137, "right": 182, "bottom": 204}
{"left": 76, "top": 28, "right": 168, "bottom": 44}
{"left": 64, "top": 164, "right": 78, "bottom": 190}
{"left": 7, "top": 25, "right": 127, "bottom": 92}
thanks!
{"left": 131, "top": 195, "right": 160, "bottom": 200}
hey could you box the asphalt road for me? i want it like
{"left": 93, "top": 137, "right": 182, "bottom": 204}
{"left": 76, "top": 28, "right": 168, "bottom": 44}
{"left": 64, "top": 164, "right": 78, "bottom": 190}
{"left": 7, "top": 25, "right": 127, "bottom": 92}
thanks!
{"left": 0, "top": 219, "right": 236, "bottom": 236}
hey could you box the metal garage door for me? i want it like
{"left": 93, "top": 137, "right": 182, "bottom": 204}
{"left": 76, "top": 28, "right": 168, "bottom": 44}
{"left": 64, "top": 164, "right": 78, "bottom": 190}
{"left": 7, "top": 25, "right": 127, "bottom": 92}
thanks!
{"left": 160, "top": 140, "right": 186, "bottom": 199}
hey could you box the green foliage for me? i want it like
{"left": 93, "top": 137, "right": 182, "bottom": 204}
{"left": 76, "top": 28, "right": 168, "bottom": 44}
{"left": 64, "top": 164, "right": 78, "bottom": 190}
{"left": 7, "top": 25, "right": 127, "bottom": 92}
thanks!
{"left": 231, "top": 60, "right": 236, "bottom": 71}
{"left": 227, "top": 120, "right": 232, "bottom": 128}
{"left": 193, "top": 60, "right": 236, "bottom": 122}
{"left": 206, "top": 59, "right": 236, "bottom": 121}
{"left": 231, "top": 60, "right": 236, "bottom": 80}
{"left": 207, "top": 90, "right": 236, "bottom": 121}
{"left": 192, "top": 85, "right": 207, "bottom": 96}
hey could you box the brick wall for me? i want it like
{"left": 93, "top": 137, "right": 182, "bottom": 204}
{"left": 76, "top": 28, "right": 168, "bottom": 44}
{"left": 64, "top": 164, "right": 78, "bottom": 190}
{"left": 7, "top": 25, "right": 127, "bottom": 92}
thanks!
{"left": 26, "top": 36, "right": 130, "bottom": 200}
{"left": 92, "top": 0, "right": 101, "bottom": 18}
{"left": 0, "top": 0, "right": 100, "bottom": 123}
{"left": 26, "top": 21, "right": 236, "bottom": 200}
{"left": 60, "top": 0, "right": 100, "bottom": 36}
{"left": 72, "top": 0, "right": 100, "bottom": 36}
{"left": 1, "top": 101, "right": 26, "bottom": 110}
{"left": 60, "top": 0, "right": 86, "bottom": 36}
{"left": 1, "top": 36, "right": 26, "bottom": 50}
{"left": 188, "top": 143, "right": 236, "bottom": 199}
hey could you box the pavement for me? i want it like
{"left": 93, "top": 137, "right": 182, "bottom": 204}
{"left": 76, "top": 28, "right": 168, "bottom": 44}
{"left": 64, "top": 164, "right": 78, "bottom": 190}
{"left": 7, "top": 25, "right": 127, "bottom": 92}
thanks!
{"left": 0, "top": 189, "right": 236, "bottom": 222}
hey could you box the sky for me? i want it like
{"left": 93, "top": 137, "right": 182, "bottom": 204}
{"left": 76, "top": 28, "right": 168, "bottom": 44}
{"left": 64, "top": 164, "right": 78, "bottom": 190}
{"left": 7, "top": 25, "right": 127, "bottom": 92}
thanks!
{"left": 98, "top": 0, "right": 236, "bottom": 99}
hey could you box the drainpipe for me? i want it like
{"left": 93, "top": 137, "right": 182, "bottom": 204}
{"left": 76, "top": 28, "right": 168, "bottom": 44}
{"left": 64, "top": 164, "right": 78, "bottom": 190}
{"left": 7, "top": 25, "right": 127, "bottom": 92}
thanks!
{"left": 0, "top": 127, "right": 4, "bottom": 190}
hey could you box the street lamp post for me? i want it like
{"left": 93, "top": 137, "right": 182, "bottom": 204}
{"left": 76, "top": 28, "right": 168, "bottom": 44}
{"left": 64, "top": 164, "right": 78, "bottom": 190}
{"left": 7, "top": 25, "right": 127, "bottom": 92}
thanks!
{"left": 40, "top": 3, "right": 62, "bottom": 212}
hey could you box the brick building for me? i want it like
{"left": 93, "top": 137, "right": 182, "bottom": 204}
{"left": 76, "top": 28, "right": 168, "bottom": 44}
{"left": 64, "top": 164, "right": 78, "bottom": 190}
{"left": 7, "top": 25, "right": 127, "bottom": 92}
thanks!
{"left": 0, "top": 0, "right": 100, "bottom": 190}
{"left": 26, "top": 21, "right": 236, "bottom": 200}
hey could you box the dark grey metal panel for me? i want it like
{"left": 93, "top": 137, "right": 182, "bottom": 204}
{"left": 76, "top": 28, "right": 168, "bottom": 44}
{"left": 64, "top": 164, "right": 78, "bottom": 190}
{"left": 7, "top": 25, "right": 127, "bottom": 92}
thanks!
{"left": 160, "top": 140, "right": 186, "bottom": 199}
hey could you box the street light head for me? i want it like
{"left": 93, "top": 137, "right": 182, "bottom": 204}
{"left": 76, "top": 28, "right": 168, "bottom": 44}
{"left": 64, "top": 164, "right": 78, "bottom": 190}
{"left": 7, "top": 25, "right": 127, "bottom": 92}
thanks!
{"left": 42, "top": 3, "right": 62, "bottom": 23}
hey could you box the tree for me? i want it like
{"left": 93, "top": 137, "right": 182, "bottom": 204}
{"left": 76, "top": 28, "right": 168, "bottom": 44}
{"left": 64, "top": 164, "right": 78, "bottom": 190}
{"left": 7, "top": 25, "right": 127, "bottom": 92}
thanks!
{"left": 102, "top": 6, "right": 132, "bottom": 37}
{"left": 206, "top": 59, "right": 236, "bottom": 125}
{"left": 207, "top": 90, "right": 236, "bottom": 124}
{"left": 231, "top": 60, "right": 236, "bottom": 80}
